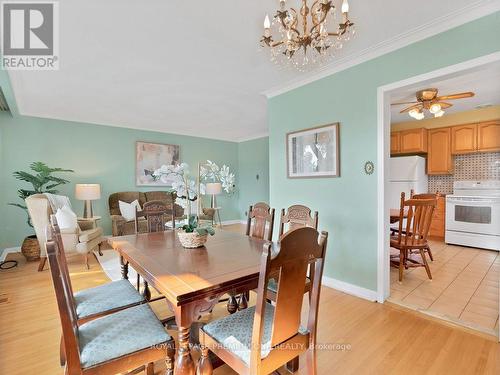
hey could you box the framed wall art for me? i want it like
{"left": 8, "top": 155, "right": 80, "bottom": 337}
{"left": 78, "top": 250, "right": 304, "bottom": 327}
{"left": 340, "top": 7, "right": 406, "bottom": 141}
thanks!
{"left": 136, "top": 141, "right": 180, "bottom": 186}
{"left": 286, "top": 123, "right": 340, "bottom": 178}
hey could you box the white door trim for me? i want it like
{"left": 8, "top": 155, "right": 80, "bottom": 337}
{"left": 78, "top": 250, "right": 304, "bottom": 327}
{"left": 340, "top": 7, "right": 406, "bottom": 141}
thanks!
{"left": 376, "top": 51, "right": 500, "bottom": 304}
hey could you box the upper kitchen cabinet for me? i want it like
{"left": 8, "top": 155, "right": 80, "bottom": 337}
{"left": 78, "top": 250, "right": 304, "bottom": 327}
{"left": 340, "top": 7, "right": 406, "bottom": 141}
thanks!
{"left": 392, "top": 128, "right": 428, "bottom": 155}
{"left": 391, "top": 132, "right": 401, "bottom": 154}
{"left": 477, "top": 120, "right": 500, "bottom": 152}
{"left": 451, "top": 124, "right": 477, "bottom": 154}
{"left": 427, "top": 128, "right": 453, "bottom": 175}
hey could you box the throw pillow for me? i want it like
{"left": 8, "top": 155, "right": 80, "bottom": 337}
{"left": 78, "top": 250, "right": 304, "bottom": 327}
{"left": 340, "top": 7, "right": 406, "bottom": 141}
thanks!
{"left": 119, "top": 199, "right": 142, "bottom": 221}
{"left": 55, "top": 205, "right": 78, "bottom": 230}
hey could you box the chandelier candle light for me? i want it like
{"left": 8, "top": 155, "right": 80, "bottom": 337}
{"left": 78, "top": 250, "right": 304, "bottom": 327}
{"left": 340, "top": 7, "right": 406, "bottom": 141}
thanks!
{"left": 261, "top": 0, "right": 354, "bottom": 69}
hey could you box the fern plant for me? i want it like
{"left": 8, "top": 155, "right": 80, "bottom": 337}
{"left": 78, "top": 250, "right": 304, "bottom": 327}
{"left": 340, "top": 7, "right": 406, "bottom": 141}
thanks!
{"left": 9, "top": 162, "right": 74, "bottom": 227}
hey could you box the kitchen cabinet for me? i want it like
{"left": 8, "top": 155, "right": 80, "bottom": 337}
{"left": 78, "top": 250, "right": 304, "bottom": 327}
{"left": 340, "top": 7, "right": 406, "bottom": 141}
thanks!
{"left": 391, "top": 129, "right": 427, "bottom": 155}
{"left": 427, "top": 128, "right": 453, "bottom": 175}
{"left": 451, "top": 124, "right": 477, "bottom": 154}
{"left": 477, "top": 120, "right": 500, "bottom": 152}
{"left": 391, "top": 132, "right": 401, "bottom": 154}
{"left": 429, "top": 196, "right": 446, "bottom": 239}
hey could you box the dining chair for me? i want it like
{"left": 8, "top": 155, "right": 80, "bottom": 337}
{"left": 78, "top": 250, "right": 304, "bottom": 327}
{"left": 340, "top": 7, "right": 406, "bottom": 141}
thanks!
{"left": 390, "top": 192, "right": 436, "bottom": 282}
{"left": 227, "top": 202, "right": 276, "bottom": 313}
{"left": 134, "top": 200, "right": 169, "bottom": 300}
{"left": 49, "top": 215, "right": 145, "bottom": 366}
{"left": 278, "top": 204, "right": 318, "bottom": 238}
{"left": 46, "top": 218, "right": 175, "bottom": 375}
{"left": 196, "top": 227, "right": 328, "bottom": 375}
{"left": 267, "top": 205, "right": 319, "bottom": 302}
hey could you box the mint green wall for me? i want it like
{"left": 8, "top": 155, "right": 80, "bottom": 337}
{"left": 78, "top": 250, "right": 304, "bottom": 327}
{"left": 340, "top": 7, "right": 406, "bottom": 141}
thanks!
{"left": 268, "top": 13, "right": 500, "bottom": 291}
{"left": 237, "top": 137, "right": 270, "bottom": 219}
{"left": 0, "top": 113, "right": 240, "bottom": 252}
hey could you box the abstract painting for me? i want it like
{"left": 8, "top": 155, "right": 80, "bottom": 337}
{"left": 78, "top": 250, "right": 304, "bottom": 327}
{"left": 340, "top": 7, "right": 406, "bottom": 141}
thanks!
{"left": 136, "top": 141, "right": 180, "bottom": 186}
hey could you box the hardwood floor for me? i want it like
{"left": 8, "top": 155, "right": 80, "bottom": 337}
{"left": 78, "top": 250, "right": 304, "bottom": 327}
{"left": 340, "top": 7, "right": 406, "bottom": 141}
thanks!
{"left": 389, "top": 240, "right": 499, "bottom": 335}
{"left": 1, "top": 231, "right": 499, "bottom": 374}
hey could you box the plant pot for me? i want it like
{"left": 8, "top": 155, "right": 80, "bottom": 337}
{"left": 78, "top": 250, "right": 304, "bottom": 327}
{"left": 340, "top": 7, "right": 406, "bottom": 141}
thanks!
{"left": 177, "top": 230, "right": 208, "bottom": 248}
{"left": 21, "top": 235, "right": 40, "bottom": 261}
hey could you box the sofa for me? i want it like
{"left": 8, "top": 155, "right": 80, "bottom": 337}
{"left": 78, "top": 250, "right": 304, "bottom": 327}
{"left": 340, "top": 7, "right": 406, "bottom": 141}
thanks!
{"left": 109, "top": 191, "right": 184, "bottom": 236}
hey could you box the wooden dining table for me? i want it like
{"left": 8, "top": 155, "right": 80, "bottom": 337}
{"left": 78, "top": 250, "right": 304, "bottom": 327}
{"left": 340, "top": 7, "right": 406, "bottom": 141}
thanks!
{"left": 108, "top": 229, "right": 274, "bottom": 375}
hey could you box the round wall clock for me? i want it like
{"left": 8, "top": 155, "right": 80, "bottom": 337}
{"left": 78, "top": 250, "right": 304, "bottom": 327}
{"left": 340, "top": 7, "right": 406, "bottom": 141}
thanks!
{"left": 364, "top": 161, "right": 374, "bottom": 175}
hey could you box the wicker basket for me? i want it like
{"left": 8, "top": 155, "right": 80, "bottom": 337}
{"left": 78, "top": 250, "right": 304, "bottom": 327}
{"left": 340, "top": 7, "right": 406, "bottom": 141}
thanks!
{"left": 177, "top": 230, "right": 208, "bottom": 248}
{"left": 21, "top": 235, "right": 40, "bottom": 261}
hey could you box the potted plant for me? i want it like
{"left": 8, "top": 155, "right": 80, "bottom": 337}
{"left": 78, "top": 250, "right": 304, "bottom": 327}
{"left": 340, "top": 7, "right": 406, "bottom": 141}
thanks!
{"left": 9, "top": 162, "right": 74, "bottom": 260}
{"left": 152, "top": 163, "right": 215, "bottom": 248}
{"left": 177, "top": 215, "right": 215, "bottom": 248}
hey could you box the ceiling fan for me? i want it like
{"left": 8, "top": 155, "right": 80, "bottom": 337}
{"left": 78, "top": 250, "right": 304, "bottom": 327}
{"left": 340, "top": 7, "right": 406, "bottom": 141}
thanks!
{"left": 392, "top": 88, "right": 475, "bottom": 120}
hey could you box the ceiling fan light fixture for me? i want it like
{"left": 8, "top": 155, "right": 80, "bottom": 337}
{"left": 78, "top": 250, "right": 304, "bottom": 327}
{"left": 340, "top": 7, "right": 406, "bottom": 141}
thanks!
{"left": 429, "top": 103, "right": 442, "bottom": 114}
{"left": 434, "top": 110, "right": 445, "bottom": 118}
{"left": 409, "top": 109, "right": 424, "bottom": 120}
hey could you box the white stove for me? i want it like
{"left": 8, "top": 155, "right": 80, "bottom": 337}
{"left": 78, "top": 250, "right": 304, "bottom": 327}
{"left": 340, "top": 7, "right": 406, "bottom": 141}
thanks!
{"left": 446, "top": 180, "right": 500, "bottom": 251}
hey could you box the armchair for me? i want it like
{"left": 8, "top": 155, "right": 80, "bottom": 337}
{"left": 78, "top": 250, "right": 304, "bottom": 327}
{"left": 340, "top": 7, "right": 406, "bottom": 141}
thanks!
{"left": 26, "top": 194, "right": 103, "bottom": 271}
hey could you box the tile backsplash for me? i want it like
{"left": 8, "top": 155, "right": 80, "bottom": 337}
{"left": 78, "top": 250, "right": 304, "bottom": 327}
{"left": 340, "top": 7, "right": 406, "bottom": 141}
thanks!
{"left": 428, "top": 152, "right": 500, "bottom": 194}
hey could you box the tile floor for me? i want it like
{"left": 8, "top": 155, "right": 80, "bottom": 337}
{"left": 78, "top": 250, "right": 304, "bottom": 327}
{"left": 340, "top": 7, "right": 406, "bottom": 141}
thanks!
{"left": 388, "top": 240, "right": 499, "bottom": 336}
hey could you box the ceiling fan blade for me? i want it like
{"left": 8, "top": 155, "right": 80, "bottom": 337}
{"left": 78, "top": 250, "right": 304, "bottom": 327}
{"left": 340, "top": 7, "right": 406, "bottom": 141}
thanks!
{"left": 391, "top": 101, "right": 418, "bottom": 106}
{"left": 435, "top": 101, "right": 453, "bottom": 109}
{"left": 399, "top": 104, "right": 422, "bottom": 114}
{"left": 436, "top": 92, "right": 475, "bottom": 101}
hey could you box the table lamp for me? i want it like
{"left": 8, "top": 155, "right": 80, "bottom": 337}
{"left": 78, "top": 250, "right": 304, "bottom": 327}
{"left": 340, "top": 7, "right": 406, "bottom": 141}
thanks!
{"left": 205, "top": 182, "right": 222, "bottom": 208}
{"left": 75, "top": 184, "right": 101, "bottom": 218}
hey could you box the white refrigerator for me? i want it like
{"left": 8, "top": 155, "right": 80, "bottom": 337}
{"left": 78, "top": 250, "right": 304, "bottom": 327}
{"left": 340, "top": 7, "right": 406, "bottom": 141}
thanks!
{"left": 389, "top": 156, "right": 428, "bottom": 209}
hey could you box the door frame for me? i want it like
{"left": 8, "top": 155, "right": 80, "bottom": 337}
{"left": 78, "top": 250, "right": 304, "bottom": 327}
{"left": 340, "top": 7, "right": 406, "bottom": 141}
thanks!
{"left": 376, "top": 51, "right": 500, "bottom": 304}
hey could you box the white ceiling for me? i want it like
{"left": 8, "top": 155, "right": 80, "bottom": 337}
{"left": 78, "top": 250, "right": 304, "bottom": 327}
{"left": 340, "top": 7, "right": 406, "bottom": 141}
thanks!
{"left": 6, "top": 0, "right": 500, "bottom": 141}
{"left": 391, "top": 62, "right": 500, "bottom": 123}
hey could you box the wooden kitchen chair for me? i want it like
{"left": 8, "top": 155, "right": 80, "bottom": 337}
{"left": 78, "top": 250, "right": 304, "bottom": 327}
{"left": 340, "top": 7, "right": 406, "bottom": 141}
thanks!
{"left": 267, "top": 205, "right": 319, "bottom": 302}
{"left": 227, "top": 202, "right": 276, "bottom": 313}
{"left": 410, "top": 191, "right": 439, "bottom": 261}
{"left": 46, "top": 220, "right": 175, "bottom": 375}
{"left": 197, "top": 227, "right": 328, "bottom": 375}
{"left": 390, "top": 193, "right": 436, "bottom": 282}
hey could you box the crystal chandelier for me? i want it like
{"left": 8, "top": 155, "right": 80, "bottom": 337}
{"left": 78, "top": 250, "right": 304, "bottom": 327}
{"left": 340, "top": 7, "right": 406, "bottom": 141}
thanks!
{"left": 260, "top": 0, "right": 355, "bottom": 70}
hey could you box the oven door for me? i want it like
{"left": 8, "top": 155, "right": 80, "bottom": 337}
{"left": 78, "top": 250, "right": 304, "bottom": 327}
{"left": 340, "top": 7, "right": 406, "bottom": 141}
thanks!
{"left": 446, "top": 196, "right": 500, "bottom": 236}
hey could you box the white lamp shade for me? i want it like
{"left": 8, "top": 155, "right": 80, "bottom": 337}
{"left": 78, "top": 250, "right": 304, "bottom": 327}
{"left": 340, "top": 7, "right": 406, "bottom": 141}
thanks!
{"left": 205, "top": 182, "right": 222, "bottom": 195}
{"left": 75, "top": 184, "right": 101, "bottom": 200}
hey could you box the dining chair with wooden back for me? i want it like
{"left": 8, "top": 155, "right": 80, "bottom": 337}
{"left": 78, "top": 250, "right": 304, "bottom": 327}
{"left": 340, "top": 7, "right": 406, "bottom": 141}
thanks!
{"left": 133, "top": 200, "right": 170, "bottom": 300}
{"left": 410, "top": 191, "right": 439, "bottom": 261}
{"left": 46, "top": 218, "right": 175, "bottom": 375}
{"left": 246, "top": 202, "right": 275, "bottom": 241}
{"left": 390, "top": 192, "right": 436, "bottom": 282}
{"left": 227, "top": 202, "right": 276, "bottom": 313}
{"left": 266, "top": 205, "right": 319, "bottom": 302}
{"left": 49, "top": 215, "right": 145, "bottom": 366}
{"left": 278, "top": 204, "right": 318, "bottom": 238}
{"left": 197, "top": 227, "right": 328, "bottom": 375}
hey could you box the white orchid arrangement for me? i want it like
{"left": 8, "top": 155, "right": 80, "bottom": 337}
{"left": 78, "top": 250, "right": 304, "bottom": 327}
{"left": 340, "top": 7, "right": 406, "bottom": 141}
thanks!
{"left": 152, "top": 163, "right": 197, "bottom": 211}
{"left": 200, "top": 160, "right": 236, "bottom": 194}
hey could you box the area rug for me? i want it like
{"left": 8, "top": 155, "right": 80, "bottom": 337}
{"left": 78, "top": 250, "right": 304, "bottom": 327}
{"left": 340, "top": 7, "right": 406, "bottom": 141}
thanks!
{"left": 94, "top": 249, "right": 139, "bottom": 285}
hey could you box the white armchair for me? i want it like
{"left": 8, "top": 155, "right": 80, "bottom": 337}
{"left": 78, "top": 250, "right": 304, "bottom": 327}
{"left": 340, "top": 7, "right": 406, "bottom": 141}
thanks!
{"left": 26, "top": 194, "right": 103, "bottom": 271}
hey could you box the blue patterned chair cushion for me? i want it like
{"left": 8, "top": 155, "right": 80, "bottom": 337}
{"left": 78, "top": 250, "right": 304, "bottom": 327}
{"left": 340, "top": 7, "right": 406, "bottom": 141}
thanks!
{"left": 202, "top": 304, "right": 276, "bottom": 365}
{"left": 74, "top": 279, "right": 144, "bottom": 319}
{"left": 79, "top": 304, "right": 171, "bottom": 368}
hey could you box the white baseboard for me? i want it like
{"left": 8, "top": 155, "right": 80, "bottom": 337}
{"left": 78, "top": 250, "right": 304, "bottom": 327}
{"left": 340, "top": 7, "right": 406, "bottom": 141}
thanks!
{"left": 1, "top": 246, "right": 21, "bottom": 261}
{"left": 322, "top": 275, "right": 378, "bottom": 302}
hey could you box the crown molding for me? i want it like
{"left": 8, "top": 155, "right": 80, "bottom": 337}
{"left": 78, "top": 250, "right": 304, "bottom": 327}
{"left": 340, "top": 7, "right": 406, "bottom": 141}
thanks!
{"left": 263, "top": 0, "right": 500, "bottom": 98}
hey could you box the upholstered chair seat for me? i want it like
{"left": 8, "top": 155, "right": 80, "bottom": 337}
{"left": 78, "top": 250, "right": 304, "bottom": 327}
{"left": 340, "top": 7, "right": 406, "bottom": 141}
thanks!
{"left": 74, "top": 279, "right": 144, "bottom": 319}
{"left": 78, "top": 304, "right": 171, "bottom": 369}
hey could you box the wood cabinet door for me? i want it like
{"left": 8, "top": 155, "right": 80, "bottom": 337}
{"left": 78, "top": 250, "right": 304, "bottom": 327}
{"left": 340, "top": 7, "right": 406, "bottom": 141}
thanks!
{"left": 451, "top": 124, "right": 477, "bottom": 154}
{"left": 391, "top": 132, "right": 401, "bottom": 154}
{"left": 400, "top": 128, "right": 428, "bottom": 154}
{"left": 477, "top": 121, "right": 500, "bottom": 152}
{"left": 427, "top": 128, "right": 452, "bottom": 175}
{"left": 429, "top": 196, "right": 446, "bottom": 239}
